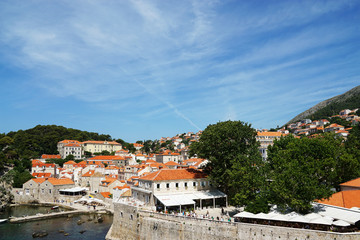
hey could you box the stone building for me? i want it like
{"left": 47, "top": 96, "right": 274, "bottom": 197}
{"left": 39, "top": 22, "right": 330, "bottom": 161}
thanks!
{"left": 131, "top": 168, "right": 227, "bottom": 211}
{"left": 82, "top": 141, "right": 122, "bottom": 154}
{"left": 38, "top": 178, "right": 75, "bottom": 202}
{"left": 256, "top": 131, "right": 284, "bottom": 160}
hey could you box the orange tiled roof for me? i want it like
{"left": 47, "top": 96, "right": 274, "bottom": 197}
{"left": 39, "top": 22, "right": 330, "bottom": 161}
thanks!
{"left": 82, "top": 170, "right": 95, "bottom": 177}
{"left": 88, "top": 156, "right": 124, "bottom": 160}
{"left": 64, "top": 160, "right": 77, "bottom": 165}
{"left": 257, "top": 131, "right": 283, "bottom": 137}
{"left": 59, "top": 140, "right": 80, "bottom": 144}
{"left": 32, "top": 159, "right": 42, "bottom": 164}
{"left": 139, "top": 169, "right": 207, "bottom": 181}
{"left": 113, "top": 184, "right": 130, "bottom": 190}
{"left": 145, "top": 159, "right": 157, "bottom": 163}
{"left": 100, "top": 192, "right": 111, "bottom": 198}
{"left": 64, "top": 143, "right": 81, "bottom": 147}
{"left": 31, "top": 178, "right": 47, "bottom": 184}
{"left": 47, "top": 178, "right": 74, "bottom": 185}
{"left": 165, "top": 161, "right": 179, "bottom": 166}
{"left": 317, "top": 190, "right": 360, "bottom": 208}
{"left": 133, "top": 143, "right": 144, "bottom": 147}
{"left": 32, "top": 173, "right": 51, "bottom": 178}
{"left": 32, "top": 163, "right": 56, "bottom": 168}
{"left": 101, "top": 178, "right": 117, "bottom": 186}
{"left": 82, "top": 140, "right": 120, "bottom": 145}
{"left": 340, "top": 177, "right": 360, "bottom": 187}
{"left": 41, "top": 154, "right": 61, "bottom": 159}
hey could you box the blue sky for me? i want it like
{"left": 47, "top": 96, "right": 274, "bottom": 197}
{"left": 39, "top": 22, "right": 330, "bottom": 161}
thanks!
{"left": 0, "top": 0, "right": 359, "bottom": 142}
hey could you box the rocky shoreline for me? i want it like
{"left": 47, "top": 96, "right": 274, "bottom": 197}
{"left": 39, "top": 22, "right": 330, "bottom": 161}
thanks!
{"left": 0, "top": 179, "right": 13, "bottom": 212}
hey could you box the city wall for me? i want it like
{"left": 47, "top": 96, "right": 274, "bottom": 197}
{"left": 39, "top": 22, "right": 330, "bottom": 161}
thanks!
{"left": 106, "top": 202, "right": 360, "bottom": 240}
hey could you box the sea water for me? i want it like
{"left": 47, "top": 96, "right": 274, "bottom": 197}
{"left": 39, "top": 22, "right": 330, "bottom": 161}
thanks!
{"left": 0, "top": 206, "right": 113, "bottom": 240}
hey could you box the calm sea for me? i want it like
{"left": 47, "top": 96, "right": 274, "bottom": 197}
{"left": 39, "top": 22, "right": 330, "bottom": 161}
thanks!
{"left": 0, "top": 205, "right": 113, "bottom": 240}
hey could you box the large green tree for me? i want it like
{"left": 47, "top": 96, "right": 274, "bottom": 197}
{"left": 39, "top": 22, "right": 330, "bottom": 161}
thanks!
{"left": 266, "top": 134, "right": 359, "bottom": 213}
{"left": 190, "top": 120, "right": 264, "bottom": 206}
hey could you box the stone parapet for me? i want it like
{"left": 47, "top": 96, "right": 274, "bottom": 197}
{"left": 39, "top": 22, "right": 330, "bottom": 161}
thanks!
{"left": 107, "top": 202, "right": 360, "bottom": 240}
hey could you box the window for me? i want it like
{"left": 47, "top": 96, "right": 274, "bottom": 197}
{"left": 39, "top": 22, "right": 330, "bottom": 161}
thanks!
{"left": 41, "top": 189, "right": 44, "bottom": 194}
{"left": 193, "top": 182, "right": 196, "bottom": 187}
{"left": 175, "top": 183, "right": 179, "bottom": 188}
{"left": 201, "top": 181, "right": 206, "bottom": 187}
{"left": 157, "top": 184, "right": 160, "bottom": 189}
{"left": 49, "top": 189, "right": 52, "bottom": 194}
{"left": 166, "top": 183, "right": 170, "bottom": 188}
{"left": 184, "top": 182, "right": 187, "bottom": 187}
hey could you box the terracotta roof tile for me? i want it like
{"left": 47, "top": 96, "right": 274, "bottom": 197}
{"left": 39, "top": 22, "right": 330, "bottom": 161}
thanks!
{"left": 340, "top": 177, "right": 360, "bottom": 187}
{"left": 47, "top": 178, "right": 74, "bottom": 185}
{"left": 100, "top": 192, "right": 111, "bottom": 198}
{"left": 64, "top": 161, "right": 76, "bottom": 165}
{"left": 257, "top": 131, "right": 283, "bottom": 137}
{"left": 41, "top": 154, "right": 61, "bottom": 159}
{"left": 317, "top": 190, "right": 360, "bottom": 208}
{"left": 82, "top": 170, "right": 95, "bottom": 177}
{"left": 139, "top": 169, "right": 207, "bottom": 181}
{"left": 164, "top": 161, "right": 180, "bottom": 166}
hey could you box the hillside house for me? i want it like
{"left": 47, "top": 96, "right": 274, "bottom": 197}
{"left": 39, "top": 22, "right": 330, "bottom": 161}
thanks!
{"left": 131, "top": 169, "right": 227, "bottom": 211}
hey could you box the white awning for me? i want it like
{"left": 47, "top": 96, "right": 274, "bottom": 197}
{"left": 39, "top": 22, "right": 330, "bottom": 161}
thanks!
{"left": 233, "top": 211, "right": 256, "bottom": 218}
{"left": 155, "top": 194, "right": 195, "bottom": 207}
{"left": 314, "top": 203, "right": 360, "bottom": 225}
{"left": 333, "top": 220, "right": 351, "bottom": 227}
{"left": 190, "top": 190, "right": 227, "bottom": 200}
{"left": 59, "top": 187, "right": 87, "bottom": 193}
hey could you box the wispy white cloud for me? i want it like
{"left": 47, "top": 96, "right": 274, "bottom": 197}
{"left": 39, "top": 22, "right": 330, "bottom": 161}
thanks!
{"left": 0, "top": 0, "right": 359, "bottom": 139}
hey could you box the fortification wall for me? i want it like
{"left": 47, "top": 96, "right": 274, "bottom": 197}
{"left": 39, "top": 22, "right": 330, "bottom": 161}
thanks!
{"left": 106, "top": 202, "right": 360, "bottom": 240}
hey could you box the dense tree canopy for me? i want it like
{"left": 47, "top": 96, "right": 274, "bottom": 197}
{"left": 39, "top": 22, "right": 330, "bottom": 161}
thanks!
{"left": 0, "top": 125, "right": 114, "bottom": 187}
{"left": 190, "top": 120, "right": 264, "bottom": 206}
{"left": 266, "top": 134, "right": 360, "bottom": 213}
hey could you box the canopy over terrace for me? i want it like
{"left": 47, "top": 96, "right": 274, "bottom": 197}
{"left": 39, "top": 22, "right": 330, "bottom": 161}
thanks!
{"left": 155, "top": 190, "right": 227, "bottom": 211}
{"left": 59, "top": 187, "right": 87, "bottom": 196}
{"left": 155, "top": 194, "right": 195, "bottom": 212}
{"left": 74, "top": 196, "right": 106, "bottom": 206}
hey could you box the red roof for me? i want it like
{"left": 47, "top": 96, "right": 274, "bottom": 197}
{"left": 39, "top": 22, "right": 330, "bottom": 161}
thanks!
{"left": 100, "top": 192, "right": 111, "bottom": 198}
{"left": 64, "top": 160, "right": 76, "bottom": 165}
{"left": 64, "top": 143, "right": 81, "bottom": 147}
{"left": 340, "top": 177, "right": 360, "bottom": 187}
{"left": 46, "top": 178, "right": 74, "bottom": 185}
{"left": 31, "top": 178, "right": 47, "bottom": 184}
{"left": 317, "top": 190, "right": 360, "bottom": 208}
{"left": 82, "top": 170, "right": 95, "bottom": 177}
{"left": 32, "top": 163, "right": 56, "bottom": 168}
{"left": 41, "top": 154, "right": 61, "bottom": 159}
{"left": 113, "top": 184, "right": 130, "bottom": 190}
{"left": 82, "top": 140, "right": 120, "bottom": 145}
{"left": 59, "top": 140, "right": 80, "bottom": 144}
{"left": 88, "top": 156, "right": 125, "bottom": 160}
{"left": 164, "top": 161, "right": 180, "bottom": 166}
{"left": 32, "top": 173, "right": 51, "bottom": 178}
{"left": 257, "top": 132, "right": 283, "bottom": 137}
{"left": 139, "top": 169, "right": 207, "bottom": 181}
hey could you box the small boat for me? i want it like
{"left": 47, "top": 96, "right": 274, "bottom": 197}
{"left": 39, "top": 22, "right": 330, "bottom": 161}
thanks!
{"left": 0, "top": 219, "right": 7, "bottom": 223}
{"left": 51, "top": 206, "right": 59, "bottom": 210}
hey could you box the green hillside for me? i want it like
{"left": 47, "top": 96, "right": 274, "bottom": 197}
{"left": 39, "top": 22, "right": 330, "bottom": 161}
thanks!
{"left": 287, "top": 85, "right": 360, "bottom": 124}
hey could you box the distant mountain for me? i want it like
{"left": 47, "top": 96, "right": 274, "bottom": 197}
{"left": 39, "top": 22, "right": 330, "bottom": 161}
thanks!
{"left": 287, "top": 85, "right": 360, "bottom": 124}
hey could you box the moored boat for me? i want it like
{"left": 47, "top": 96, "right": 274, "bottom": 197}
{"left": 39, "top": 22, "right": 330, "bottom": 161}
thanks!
{"left": 0, "top": 219, "right": 7, "bottom": 223}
